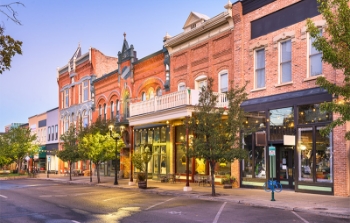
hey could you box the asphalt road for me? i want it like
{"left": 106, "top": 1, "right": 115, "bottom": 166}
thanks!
{"left": 0, "top": 179, "right": 347, "bottom": 223}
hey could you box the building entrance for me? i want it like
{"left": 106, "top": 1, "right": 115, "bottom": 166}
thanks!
{"left": 276, "top": 146, "right": 295, "bottom": 189}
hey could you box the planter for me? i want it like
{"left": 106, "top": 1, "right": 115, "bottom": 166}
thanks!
{"left": 223, "top": 184, "right": 232, "bottom": 189}
{"left": 138, "top": 181, "right": 147, "bottom": 189}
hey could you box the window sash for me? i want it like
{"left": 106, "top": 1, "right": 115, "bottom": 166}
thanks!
{"left": 280, "top": 41, "right": 291, "bottom": 83}
{"left": 255, "top": 49, "right": 265, "bottom": 88}
{"left": 220, "top": 73, "right": 228, "bottom": 92}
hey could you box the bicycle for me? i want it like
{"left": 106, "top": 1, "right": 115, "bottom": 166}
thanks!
{"left": 263, "top": 180, "right": 282, "bottom": 193}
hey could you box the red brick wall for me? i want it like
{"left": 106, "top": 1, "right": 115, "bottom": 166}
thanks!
{"left": 232, "top": 0, "right": 348, "bottom": 196}
{"left": 170, "top": 30, "right": 234, "bottom": 92}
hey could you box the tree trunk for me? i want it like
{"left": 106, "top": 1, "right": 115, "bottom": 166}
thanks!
{"left": 210, "top": 161, "right": 216, "bottom": 196}
{"left": 69, "top": 161, "right": 72, "bottom": 181}
{"left": 96, "top": 163, "right": 100, "bottom": 183}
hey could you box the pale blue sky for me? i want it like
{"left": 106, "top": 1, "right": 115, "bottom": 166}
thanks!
{"left": 0, "top": 0, "right": 235, "bottom": 131}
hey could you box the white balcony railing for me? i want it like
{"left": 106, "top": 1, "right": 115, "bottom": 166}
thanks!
{"left": 130, "top": 89, "right": 228, "bottom": 117}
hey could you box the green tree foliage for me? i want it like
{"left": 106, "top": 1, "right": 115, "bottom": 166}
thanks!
{"left": 57, "top": 125, "right": 80, "bottom": 181}
{"left": 186, "top": 78, "right": 248, "bottom": 196}
{"left": 131, "top": 148, "right": 152, "bottom": 186}
{"left": 0, "top": 127, "right": 38, "bottom": 171}
{"left": 0, "top": 2, "right": 24, "bottom": 74}
{"left": 78, "top": 131, "right": 118, "bottom": 183}
{"left": 307, "top": 0, "right": 350, "bottom": 139}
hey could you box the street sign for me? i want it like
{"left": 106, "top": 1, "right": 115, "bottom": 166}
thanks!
{"left": 48, "top": 156, "right": 51, "bottom": 162}
{"left": 269, "top": 146, "right": 276, "bottom": 156}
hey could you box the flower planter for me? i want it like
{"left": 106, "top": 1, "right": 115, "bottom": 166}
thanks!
{"left": 223, "top": 184, "right": 232, "bottom": 189}
{"left": 138, "top": 181, "right": 147, "bottom": 189}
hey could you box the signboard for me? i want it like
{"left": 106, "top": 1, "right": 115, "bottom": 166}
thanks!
{"left": 269, "top": 146, "right": 276, "bottom": 156}
{"left": 47, "top": 156, "right": 51, "bottom": 162}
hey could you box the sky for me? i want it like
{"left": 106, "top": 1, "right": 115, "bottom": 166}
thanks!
{"left": 0, "top": 0, "right": 235, "bottom": 131}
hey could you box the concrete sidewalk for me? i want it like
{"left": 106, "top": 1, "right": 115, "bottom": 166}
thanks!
{"left": 30, "top": 174, "right": 350, "bottom": 219}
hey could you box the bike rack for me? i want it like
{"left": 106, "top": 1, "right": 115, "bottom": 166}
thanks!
{"left": 263, "top": 180, "right": 282, "bottom": 201}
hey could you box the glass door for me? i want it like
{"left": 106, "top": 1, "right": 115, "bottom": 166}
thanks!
{"left": 277, "top": 146, "right": 294, "bottom": 189}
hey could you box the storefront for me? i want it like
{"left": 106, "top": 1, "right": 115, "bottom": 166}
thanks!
{"left": 133, "top": 124, "right": 171, "bottom": 180}
{"left": 240, "top": 88, "right": 334, "bottom": 195}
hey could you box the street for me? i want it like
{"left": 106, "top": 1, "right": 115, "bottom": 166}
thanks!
{"left": 0, "top": 179, "right": 348, "bottom": 223}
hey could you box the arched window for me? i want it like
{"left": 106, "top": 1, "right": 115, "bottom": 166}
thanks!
{"left": 156, "top": 87, "right": 162, "bottom": 96}
{"left": 178, "top": 82, "right": 186, "bottom": 91}
{"left": 142, "top": 92, "right": 146, "bottom": 101}
{"left": 99, "top": 105, "right": 102, "bottom": 120}
{"left": 103, "top": 103, "right": 107, "bottom": 120}
{"left": 111, "top": 101, "right": 114, "bottom": 120}
{"left": 195, "top": 75, "right": 207, "bottom": 90}
{"left": 83, "top": 110, "right": 89, "bottom": 128}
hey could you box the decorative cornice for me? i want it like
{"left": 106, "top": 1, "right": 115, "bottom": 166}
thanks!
{"left": 164, "top": 12, "right": 232, "bottom": 48}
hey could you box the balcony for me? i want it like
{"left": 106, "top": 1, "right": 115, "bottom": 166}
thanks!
{"left": 130, "top": 89, "right": 228, "bottom": 117}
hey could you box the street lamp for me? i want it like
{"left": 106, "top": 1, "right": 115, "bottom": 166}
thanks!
{"left": 109, "top": 124, "right": 124, "bottom": 185}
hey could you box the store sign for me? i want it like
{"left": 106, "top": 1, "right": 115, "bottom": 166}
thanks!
{"left": 269, "top": 146, "right": 276, "bottom": 156}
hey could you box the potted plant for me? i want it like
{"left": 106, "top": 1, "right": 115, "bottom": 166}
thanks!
{"left": 221, "top": 174, "right": 236, "bottom": 189}
{"left": 131, "top": 146, "right": 152, "bottom": 189}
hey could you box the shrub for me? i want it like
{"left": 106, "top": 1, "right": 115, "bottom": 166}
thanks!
{"left": 221, "top": 174, "right": 235, "bottom": 184}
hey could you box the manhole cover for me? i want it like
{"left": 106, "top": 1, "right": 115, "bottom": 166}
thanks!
{"left": 313, "top": 208, "right": 328, "bottom": 210}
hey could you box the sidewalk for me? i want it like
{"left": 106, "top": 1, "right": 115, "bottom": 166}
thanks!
{"left": 31, "top": 174, "right": 350, "bottom": 219}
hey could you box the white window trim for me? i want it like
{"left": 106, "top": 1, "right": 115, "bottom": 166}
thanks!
{"left": 278, "top": 39, "right": 292, "bottom": 84}
{"left": 254, "top": 48, "right": 266, "bottom": 89}
{"left": 218, "top": 70, "right": 228, "bottom": 93}
{"left": 195, "top": 75, "right": 207, "bottom": 90}
{"left": 178, "top": 82, "right": 186, "bottom": 91}
{"left": 306, "top": 31, "right": 323, "bottom": 79}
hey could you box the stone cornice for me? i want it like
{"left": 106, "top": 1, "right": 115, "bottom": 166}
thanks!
{"left": 164, "top": 11, "right": 232, "bottom": 48}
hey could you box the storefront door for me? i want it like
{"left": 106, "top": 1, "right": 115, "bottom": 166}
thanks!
{"left": 276, "top": 146, "right": 294, "bottom": 189}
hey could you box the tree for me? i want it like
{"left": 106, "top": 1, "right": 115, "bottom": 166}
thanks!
{"left": 0, "top": 2, "right": 24, "bottom": 74}
{"left": 0, "top": 127, "right": 38, "bottom": 171}
{"left": 78, "top": 131, "right": 117, "bottom": 183}
{"left": 131, "top": 148, "right": 152, "bottom": 188}
{"left": 186, "top": 77, "right": 248, "bottom": 196}
{"left": 307, "top": 0, "right": 350, "bottom": 140}
{"left": 57, "top": 125, "right": 80, "bottom": 181}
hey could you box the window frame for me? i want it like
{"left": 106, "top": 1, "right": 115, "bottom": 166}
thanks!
{"left": 308, "top": 29, "right": 323, "bottom": 77}
{"left": 218, "top": 70, "right": 228, "bottom": 93}
{"left": 279, "top": 40, "right": 292, "bottom": 83}
{"left": 254, "top": 48, "right": 266, "bottom": 89}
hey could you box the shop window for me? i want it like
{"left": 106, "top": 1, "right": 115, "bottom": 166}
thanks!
{"left": 215, "top": 160, "right": 231, "bottom": 176}
{"left": 243, "top": 111, "right": 266, "bottom": 131}
{"left": 135, "top": 131, "right": 141, "bottom": 146}
{"left": 269, "top": 107, "right": 294, "bottom": 141}
{"left": 160, "top": 127, "right": 167, "bottom": 142}
{"left": 255, "top": 48, "right": 265, "bottom": 89}
{"left": 298, "top": 127, "right": 332, "bottom": 182}
{"left": 298, "top": 104, "right": 332, "bottom": 124}
{"left": 280, "top": 40, "right": 292, "bottom": 83}
{"left": 242, "top": 133, "right": 266, "bottom": 179}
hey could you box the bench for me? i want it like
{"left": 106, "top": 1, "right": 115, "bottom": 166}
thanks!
{"left": 0, "top": 170, "right": 11, "bottom": 175}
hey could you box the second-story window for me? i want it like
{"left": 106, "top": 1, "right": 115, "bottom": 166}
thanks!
{"left": 83, "top": 80, "right": 89, "bottom": 101}
{"left": 99, "top": 105, "right": 102, "bottom": 120}
{"left": 83, "top": 110, "right": 89, "bottom": 127}
{"left": 51, "top": 125, "right": 54, "bottom": 140}
{"left": 48, "top": 127, "right": 51, "bottom": 141}
{"left": 65, "top": 89, "right": 69, "bottom": 108}
{"left": 104, "top": 103, "right": 107, "bottom": 120}
{"left": 178, "top": 83, "right": 186, "bottom": 91}
{"left": 255, "top": 48, "right": 265, "bottom": 89}
{"left": 220, "top": 72, "right": 228, "bottom": 93}
{"left": 55, "top": 125, "right": 58, "bottom": 140}
{"left": 156, "top": 88, "right": 162, "bottom": 96}
{"left": 309, "top": 30, "right": 323, "bottom": 77}
{"left": 142, "top": 92, "right": 146, "bottom": 101}
{"left": 111, "top": 101, "right": 114, "bottom": 119}
{"left": 280, "top": 40, "right": 292, "bottom": 83}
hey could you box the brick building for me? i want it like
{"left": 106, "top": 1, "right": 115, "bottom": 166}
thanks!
{"left": 57, "top": 45, "right": 118, "bottom": 174}
{"left": 231, "top": 0, "right": 349, "bottom": 196}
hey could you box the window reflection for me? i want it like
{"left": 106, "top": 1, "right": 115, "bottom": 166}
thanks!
{"left": 298, "top": 104, "right": 331, "bottom": 124}
{"left": 298, "top": 127, "right": 313, "bottom": 181}
{"left": 269, "top": 107, "right": 294, "bottom": 141}
{"left": 316, "top": 127, "right": 332, "bottom": 183}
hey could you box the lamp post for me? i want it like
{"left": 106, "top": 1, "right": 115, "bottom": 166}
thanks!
{"left": 109, "top": 124, "right": 124, "bottom": 185}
